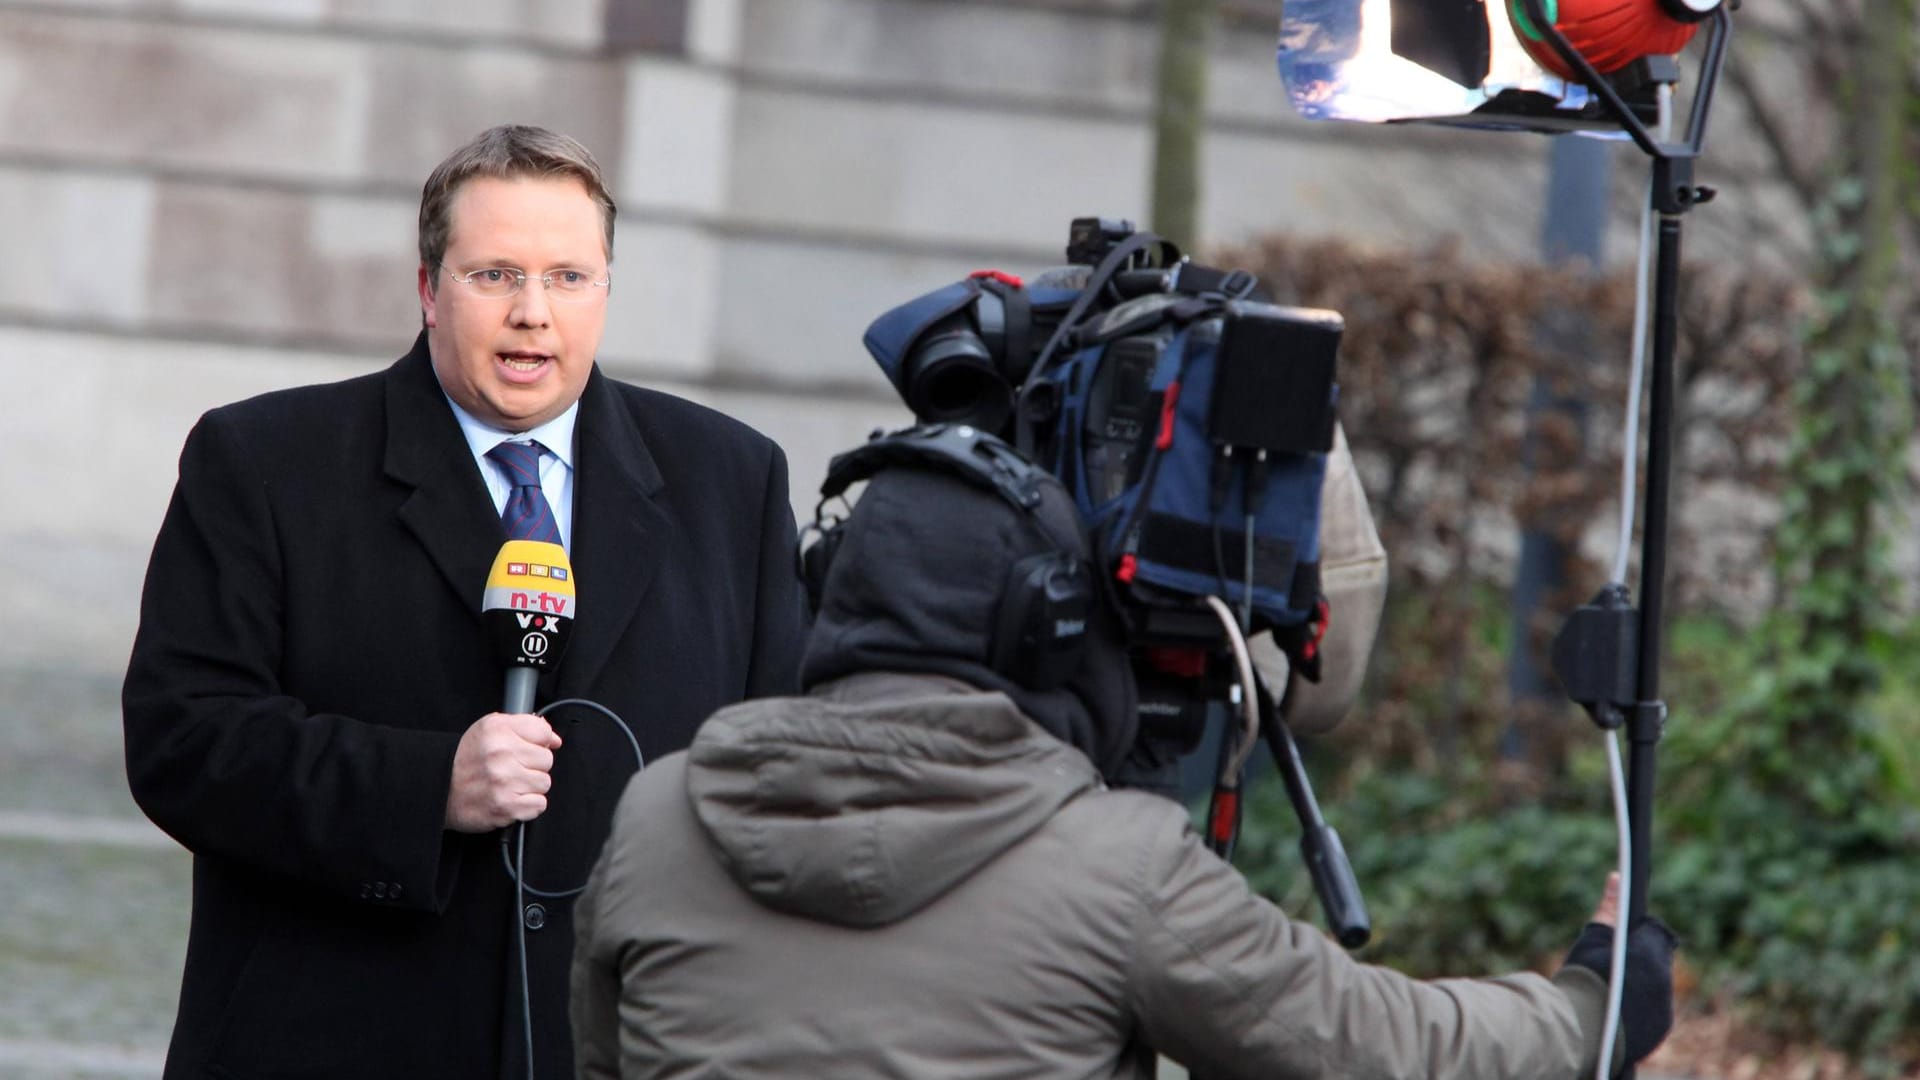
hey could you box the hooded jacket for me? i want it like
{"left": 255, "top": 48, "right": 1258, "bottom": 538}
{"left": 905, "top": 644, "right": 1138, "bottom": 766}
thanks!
{"left": 570, "top": 671, "right": 1610, "bottom": 1079}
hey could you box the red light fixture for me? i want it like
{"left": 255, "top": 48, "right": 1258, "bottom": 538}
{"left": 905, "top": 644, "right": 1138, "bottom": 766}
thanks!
{"left": 1506, "top": 0, "right": 1717, "bottom": 80}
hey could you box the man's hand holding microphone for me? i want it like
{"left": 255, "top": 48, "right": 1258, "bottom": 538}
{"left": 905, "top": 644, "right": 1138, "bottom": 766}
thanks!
{"left": 451, "top": 537, "right": 579, "bottom": 832}
{"left": 445, "top": 712, "right": 563, "bottom": 832}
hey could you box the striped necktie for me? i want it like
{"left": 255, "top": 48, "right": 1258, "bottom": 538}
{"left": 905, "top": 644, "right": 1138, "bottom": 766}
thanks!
{"left": 486, "top": 440, "right": 562, "bottom": 545}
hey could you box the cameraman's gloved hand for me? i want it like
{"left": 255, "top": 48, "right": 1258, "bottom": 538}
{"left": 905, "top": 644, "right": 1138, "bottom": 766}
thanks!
{"left": 1561, "top": 874, "right": 1679, "bottom": 1070}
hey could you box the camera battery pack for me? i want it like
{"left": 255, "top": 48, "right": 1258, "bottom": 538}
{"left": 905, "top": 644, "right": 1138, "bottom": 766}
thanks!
{"left": 1207, "top": 306, "right": 1342, "bottom": 456}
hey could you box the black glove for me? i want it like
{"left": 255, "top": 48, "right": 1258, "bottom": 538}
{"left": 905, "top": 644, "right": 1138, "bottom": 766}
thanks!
{"left": 1562, "top": 916, "right": 1679, "bottom": 1068}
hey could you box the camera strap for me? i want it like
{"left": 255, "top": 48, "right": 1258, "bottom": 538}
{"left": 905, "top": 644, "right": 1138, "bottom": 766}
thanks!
{"left": 976, "top": 275, "right": 1036, "bottom": 386}
{"left": 1170, "top": 264, "right": 1263, "bottom": 302}
{"left": 1029, "top": 232, "right": 1167, "bottom": 380}
{"left": 1015, "top": 231, "right": 1171, "bottom": 456}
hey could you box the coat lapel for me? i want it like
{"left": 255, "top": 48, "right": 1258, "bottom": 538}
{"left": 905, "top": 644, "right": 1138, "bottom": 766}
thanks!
{"left": 554, "top": 367, "right": 671, "bottom": 699}
{"left": 383, "top": 334, "right": 504, "bottom": 623}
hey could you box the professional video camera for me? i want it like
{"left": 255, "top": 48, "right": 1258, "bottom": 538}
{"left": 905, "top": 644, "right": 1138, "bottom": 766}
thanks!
{"left": 866, "top": 218, "right": 1341, "bottom": 657}
{"left": 849, "top": 218, "right": 1372, "bottom": 946}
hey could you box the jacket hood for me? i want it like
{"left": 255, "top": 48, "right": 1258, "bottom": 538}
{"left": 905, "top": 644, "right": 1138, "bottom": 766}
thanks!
{"left": 685, "top": 672, "right": 1100, "bottom": 928}
{"left": 800, "top": 465, "right": 1139, "bottom": 780}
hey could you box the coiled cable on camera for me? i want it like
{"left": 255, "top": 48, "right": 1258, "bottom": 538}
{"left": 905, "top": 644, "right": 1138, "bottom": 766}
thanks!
{"left": 1203, "top": 594, "right": 1264, "bottom": 788}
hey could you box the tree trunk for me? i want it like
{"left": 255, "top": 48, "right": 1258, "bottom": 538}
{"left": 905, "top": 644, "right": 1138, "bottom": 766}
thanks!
{"left": 1151, "top": 0, "right": 1218, "bottom": 252}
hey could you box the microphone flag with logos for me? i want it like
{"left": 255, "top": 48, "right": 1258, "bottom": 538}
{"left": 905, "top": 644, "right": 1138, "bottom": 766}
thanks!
{"left": 481, "top": 539, "right": 576, "bottom": 713}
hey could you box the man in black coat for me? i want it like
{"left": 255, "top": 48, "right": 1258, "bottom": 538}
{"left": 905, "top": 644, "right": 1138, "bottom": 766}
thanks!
{"left": 122, "top": 124, "right": 809, "bottom": 1079}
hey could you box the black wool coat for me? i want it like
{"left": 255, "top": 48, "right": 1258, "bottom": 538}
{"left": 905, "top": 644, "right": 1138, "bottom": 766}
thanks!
{"left": 123, "top": 335, "right": 809, "bottom": 1079}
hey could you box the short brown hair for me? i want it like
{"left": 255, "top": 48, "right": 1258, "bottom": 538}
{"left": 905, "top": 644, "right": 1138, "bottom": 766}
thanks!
{"left": 417, "top": 124, "right": 617, "bottom": 278}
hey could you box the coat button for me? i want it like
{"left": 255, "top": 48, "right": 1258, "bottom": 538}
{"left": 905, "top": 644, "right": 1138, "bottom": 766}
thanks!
{"left": 359, "top": 882, "right": 372, "bottom": 899}
{"left": 388, "top": 882, "right": 403, "bottom": 900}
{"left": 373, "top": 881, "right": 388, "bottom": 899}
{"left": 523, "top": 903, "right": 547, "bottom": 931}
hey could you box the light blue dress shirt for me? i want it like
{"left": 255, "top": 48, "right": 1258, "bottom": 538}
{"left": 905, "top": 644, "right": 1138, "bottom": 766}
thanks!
{"left": 442, "top": 395, "right": 580, "bottom": 552}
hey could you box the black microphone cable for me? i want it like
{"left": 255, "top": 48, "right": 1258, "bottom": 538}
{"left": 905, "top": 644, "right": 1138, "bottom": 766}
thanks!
{"left": 499, "top": 697, "right": 645, "bottom": 1080}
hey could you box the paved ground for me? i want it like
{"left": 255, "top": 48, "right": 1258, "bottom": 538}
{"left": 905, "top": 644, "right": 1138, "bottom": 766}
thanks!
{"left": 0, "top": 666, "right": 184, "bottom": 1077}
{"left": 0, "top": 662, "right": 1699, "bottom": 1079}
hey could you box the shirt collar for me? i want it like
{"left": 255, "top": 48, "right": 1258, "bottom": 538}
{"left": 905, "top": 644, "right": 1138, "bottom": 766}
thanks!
{"left": 442, "top": 393, "right": 580, "bottom": 472}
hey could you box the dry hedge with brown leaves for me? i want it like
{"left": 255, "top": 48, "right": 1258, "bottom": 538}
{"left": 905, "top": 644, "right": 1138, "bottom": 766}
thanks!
{"left": 1224, "top": 234, "right": 1807, "bottom": 615}
{"left": 1212, "top": 236, "right": 1813, "bottom": 776}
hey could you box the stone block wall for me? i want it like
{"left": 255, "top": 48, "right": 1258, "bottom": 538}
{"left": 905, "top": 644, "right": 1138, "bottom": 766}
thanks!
{"left": 4, "top": 0, "right": 1795, "bottom": 676}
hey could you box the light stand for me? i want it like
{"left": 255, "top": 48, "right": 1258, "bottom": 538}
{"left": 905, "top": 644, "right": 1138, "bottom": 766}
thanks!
{"left": 1532, "top": 5, "right": 1734, "bottom": 1076}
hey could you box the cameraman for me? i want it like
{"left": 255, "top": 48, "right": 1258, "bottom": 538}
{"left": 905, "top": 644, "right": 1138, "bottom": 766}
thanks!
{"left": 570, "top": 428, "right": 1675, "bottom": 1079}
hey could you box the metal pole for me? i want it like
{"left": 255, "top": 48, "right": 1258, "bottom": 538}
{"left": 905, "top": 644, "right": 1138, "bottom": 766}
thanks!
{"left": 1629, "top": 214, "right": 1681, "bottom": 939}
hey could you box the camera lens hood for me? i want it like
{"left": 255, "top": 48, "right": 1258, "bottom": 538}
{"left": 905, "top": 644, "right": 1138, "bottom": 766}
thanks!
{"left": 904, "top": 324, "right": 1015, "bottom": 433}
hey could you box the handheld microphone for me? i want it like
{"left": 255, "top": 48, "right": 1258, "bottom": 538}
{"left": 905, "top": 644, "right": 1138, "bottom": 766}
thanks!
{"left": 481, "top": 538, "right": 584, "bottom": 1080}
{"left": 481, "top": 539, "right": 577, "bottom": 713}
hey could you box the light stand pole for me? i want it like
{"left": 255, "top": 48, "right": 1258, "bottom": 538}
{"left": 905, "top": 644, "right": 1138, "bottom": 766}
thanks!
{"left": 1530, "top": 5, "right": 1734, "bottom": 1076}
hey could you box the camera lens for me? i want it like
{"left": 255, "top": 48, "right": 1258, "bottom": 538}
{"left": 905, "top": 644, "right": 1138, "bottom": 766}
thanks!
{"left": 904, "top": 322, "right": 1015, "bottom": 434}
